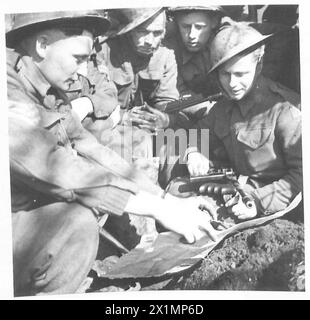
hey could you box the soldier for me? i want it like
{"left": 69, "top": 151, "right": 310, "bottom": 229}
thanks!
{"left": 6, "top": 10, "right": 217, "bottom": 296}
{"left": 157, "top": 6, "right": 228, "bottom": 185}
{"left": 186, "top": 23, "right": 302, "bottom": 219}
{"left": 89, "top": 8, "right": 182, "bottom": 139}
{"left": 163, "top": 6, "right": 228, "bottom": 123}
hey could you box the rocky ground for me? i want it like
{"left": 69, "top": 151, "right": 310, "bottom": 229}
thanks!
{"left": 87, "top": 207, "right": 305, "bottom": 293}
{"left": 167, "top": 217, "right": 305, "bottom": 291}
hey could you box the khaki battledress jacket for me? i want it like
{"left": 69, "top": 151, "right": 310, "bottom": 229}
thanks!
{"left": 97, "top": 36, "right": 179, "bottom": 112}
{"left": 164, "top": 22, "right": 219, "bottom": 99}
{"left": 7, "top": 48, "right": 162, "bottom": 215}
{"left": 196, "top": 76, "right": 302, "bottom": 214}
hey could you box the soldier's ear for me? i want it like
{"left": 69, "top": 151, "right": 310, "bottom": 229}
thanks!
{"left": 35, "top": 34, "right": 49, "bottom": 59}
{"left": 256, "top": 57, "right": 264, "bottom": 75}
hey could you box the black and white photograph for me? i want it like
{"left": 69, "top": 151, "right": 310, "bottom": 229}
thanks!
{"left": 0, "top": 0, "right": 308, "bottom": 300}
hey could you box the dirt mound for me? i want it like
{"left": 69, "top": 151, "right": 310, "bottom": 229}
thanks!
{"left": 172, "top": 218, "right": 304, "bottom": 291}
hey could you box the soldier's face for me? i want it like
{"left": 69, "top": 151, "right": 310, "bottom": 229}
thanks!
{"left": 37, "top": 29, "right": 93, "bottom": 91}
{"left": 176, "top": 11, "right": 217, "bottom": 52}
{"left": 218, "top": 53, "right": 258, "bottom": 101}
{"left": 129, "top": 12, "right": 165, "bottom": 56}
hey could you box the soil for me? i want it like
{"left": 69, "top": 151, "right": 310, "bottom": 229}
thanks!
{"left": 166, "top": 217, "right": 305, "bottom": 291}
{"left": 88, "top": 210, "right": 305, "bottom": 292}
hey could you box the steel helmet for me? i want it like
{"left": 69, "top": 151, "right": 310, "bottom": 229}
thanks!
{"left": 169, "top": 5, "right": 224, "bottom": 15}
{"left": 6, "top": 10, "right": 110, "bottom": 47}
{"left": 209, "top": 22, "right": 273, "bottom": 74}
{"left": 107, "top": 7, "right": 165, "bottom": 37}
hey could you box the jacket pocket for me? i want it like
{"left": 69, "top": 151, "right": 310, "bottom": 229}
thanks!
{"left": 237, "top": 126, "right": 272, "bottom": 149}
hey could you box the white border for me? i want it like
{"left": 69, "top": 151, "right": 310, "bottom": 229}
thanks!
{"left": 0, "top": 0, "right": 309, "bottom": 300}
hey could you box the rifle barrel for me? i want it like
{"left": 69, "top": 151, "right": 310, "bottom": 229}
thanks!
{"left": 165, "top": 93, "right": 223, "bottom": 114}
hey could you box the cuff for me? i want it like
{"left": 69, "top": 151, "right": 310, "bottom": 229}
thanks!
{"left": 98, "top": 187, "right": 133, "bottom": 216}
{"left": 183, "top": 147, "right": 199, "bottom": 162}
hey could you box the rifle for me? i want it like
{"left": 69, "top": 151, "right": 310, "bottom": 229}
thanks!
{"left": 174, "top": 168, "right": 255, "bottom": 209}
{"left": 164, "top": 92, "right": 223, "bottom": 114}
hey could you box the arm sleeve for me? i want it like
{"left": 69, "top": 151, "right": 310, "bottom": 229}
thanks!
{"left": 83, "top": 57, "right": 119, "bottom": 118}
{"left": 151, "top": 49, "right": 179, "bottom": 110}
{"left": 8, "top": 98, "right": 138, "bottom": 216}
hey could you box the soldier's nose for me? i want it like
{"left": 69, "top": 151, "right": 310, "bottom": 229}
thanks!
{"left": 145, "top": 33, "right": 155, "bottom": 45}
{"left": 229, "top": 75, "right": 238, "bottom": 87}
{"left": 189, "top": 25, "right": 198, "bottom": 40}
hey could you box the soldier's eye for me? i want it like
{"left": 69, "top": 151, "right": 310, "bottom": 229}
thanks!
{"left": 135, "top": 29, "right": 148, "bottom": 36}
{"left": 220, "top": 71, "right": 230, "bottom": 77}
{"left": 153, "top": 30, "right": 164, "bottom": 37}
{"left": 74, "top": 55, "right": 88, "bottom": 64}
{"left": 235, "top": 72, "right": 248, "bottom": 77}
{"left": 195, "top": 25, "right": 203, "bottom": 30}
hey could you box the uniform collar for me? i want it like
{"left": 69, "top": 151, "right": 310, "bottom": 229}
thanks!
{"left": 224, "top": 75, "right": 264, "bottom": 117}
{"left": 178, "top": 31, "right": 213, "bottom": 65}
{"left": 16, "top": 53, "right": 52, "bottom": 99}
{"left": 237, "top": 76, "right": 264, "bottom": 117}
{"left": 181, "top": 48, "right": 195, "bottom": 65}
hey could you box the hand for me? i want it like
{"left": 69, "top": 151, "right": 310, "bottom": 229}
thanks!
{"left": 187, "top": 152, "right": 210, "bottom": 176}
{"left": 157, "top": 195, "right": 218, "bottom": 244}
{"left": 225, "top": 193, "right": 258, "bottom": 220}
{"left": 123, "top": 192, "right": 218, "bottom": 244}
{"left": 130, "top": 104, "right": 170, "bottom": 131}
{"left": 121, "top": 105, "right": 156, "bottom": 127}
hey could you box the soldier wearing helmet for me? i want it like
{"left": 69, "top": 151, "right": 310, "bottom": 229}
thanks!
{"left": 90, "top": 7, "right": 180, "bottom": 135}
{"left": 7, "top": 10, "right": 112, "bottom": 296}
{"left": 186, "top": 22, "right": 302, "bottom": 220}
{"left": 83, "top": 8, "right": 185, "bottom": 175}
{"left": 162, "top": 6, "right": 229, "bottom": 124}
{"left": 7, "top": 10, "right": 217, "bottom": 296}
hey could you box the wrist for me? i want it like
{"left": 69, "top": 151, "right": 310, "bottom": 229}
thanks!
{"left": 152, "top": 194, "right": 177, "bottom": 221}
{"left": 185, "top": 149, "right": 200, "bottom": 163}
{"left": 124, "top": 191, "right": 167, "bottom": 219}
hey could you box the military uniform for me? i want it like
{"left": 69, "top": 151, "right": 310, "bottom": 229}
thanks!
{"left": 196, "top": 76, "right": 302, "bottom": 214}
{"left": 7, "top": 48, "right": 160, "bottom": 295}
{"left": 67, "top": 60, "right": 119, "bottom": 130}
{"left": 163, "top": 23, "right": 221, "bottom": 124}
{"left": 164, "top": 22, "right": 218, "bottom": 99}
{"left": 86, "top": 36, "right": 183, "bottom": 165}
{"left": 97, "top": 36, "right": 179, "bottom": 112}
